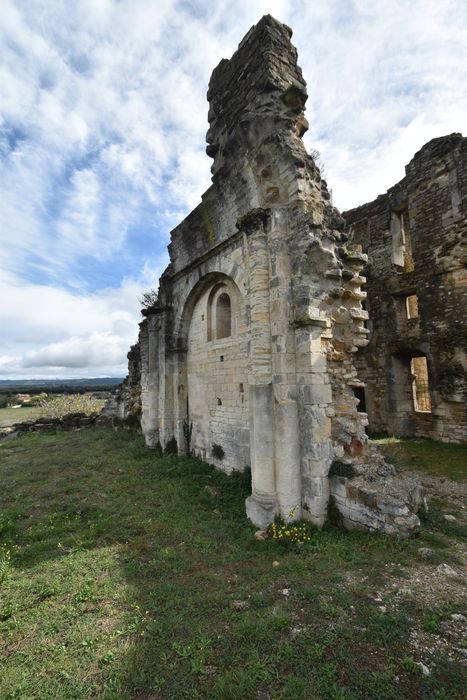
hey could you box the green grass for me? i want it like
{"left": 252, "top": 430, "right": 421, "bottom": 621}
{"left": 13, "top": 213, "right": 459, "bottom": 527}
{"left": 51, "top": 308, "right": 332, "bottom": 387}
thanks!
{"left": 371, "top": 435, "right": 467, "bottom": 482}
{"left": 0, "top": 429, "right": 465, "bottom": 699}
{"left": 0, "top": 405, "right": 38, "bottom": 427}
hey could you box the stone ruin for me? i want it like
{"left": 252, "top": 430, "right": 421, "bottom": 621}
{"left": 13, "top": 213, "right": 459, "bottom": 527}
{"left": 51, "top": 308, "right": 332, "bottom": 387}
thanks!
{"left": 344, "top": 134, "right": 467, "bottom": 444}
{"left": 111, "top": 15, "right": 425, "bottom": 536}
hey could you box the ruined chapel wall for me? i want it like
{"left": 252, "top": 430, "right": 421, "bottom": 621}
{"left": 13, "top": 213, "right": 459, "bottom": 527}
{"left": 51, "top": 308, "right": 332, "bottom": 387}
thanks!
{"left": 114, "top": 15, "right": 424, "bottom": 536}
{"left": 345, "top": 134, "right": 467, "bottom": 443}
{"left": 187, "top": 279, "right": 250, "bottom": 471}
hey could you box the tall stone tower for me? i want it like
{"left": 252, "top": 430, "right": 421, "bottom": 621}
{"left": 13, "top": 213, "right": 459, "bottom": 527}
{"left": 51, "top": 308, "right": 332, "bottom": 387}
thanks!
{"left": 114, "top": 16, "right": 423, "bottom": 536}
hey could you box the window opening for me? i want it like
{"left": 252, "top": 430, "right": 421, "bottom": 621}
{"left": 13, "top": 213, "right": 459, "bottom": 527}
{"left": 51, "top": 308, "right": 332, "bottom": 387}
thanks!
{"left": 402, "top": 210, "right": 414, "bottom": 272}
{"left": 391, "top": 208, "right": 414, "bottom": 272}
{"left": 352, "top": 386, "right": 367, "bottom": 413}
{"left": 410, "top": 356, "right": 431, "bottom": 412}
{"left": 361, "top": 299, "right": 368, "bottom": 329}
{"left": 216, "top": 293, "right": 231, "bottom": 339}
{"left": 405, "top": 294, "right": 419, "bottom": 319}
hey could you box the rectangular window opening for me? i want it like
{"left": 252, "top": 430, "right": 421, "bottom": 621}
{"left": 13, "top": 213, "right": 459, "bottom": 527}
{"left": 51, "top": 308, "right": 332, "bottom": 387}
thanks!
{"left": 391, "top": 207, "right": 414, "bottom": 272}
{"left": 401, "top": 209, "right": 414, "bottom": 272}
{"left": 405, "top": 294, "right": 419, "bottom": 319}
{"left": 352, "top": 386, "right": 367, "bottom": 413}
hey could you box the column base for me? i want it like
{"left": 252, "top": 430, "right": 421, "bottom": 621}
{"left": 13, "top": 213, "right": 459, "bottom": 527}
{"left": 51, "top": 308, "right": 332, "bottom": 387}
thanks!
{"left": 245, "top": 494, "right": 278, "bottom": 529}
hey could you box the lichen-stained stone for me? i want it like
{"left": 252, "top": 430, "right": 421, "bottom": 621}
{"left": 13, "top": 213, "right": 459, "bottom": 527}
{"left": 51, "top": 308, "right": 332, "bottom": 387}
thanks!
{"left": 112, "top": 15, "right": 424, "bottom": 536}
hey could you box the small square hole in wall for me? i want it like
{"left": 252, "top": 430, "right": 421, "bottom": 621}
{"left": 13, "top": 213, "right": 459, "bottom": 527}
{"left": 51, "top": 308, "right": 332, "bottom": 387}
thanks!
{"left": 217, "top": 397, "right": 222, "bottom": 405}
{"left": 201, "top": 314, "right": 205, "bottom": 321}
{"left": 220, "top": 355, "right": 224, "bottom": 362}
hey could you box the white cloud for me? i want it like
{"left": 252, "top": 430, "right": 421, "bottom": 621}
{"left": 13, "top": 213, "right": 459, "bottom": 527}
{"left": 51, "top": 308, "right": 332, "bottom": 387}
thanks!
{"left": 0, "top": 0, "right": 466, "bottom": 377}
{"left": 0, "top": 256, "right": 167, "bottom": 378}
{"left": 291, "top": 0, "right": 467, "bottom": 208}
{"left": 22, "top": 332, "right": 128, "bottom": 370}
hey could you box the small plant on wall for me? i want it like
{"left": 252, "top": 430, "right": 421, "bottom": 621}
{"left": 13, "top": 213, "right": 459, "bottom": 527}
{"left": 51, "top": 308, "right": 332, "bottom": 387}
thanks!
{"left": 164, "top": 437, "right": 178, "bottom": 456}
{"left": 211, "top": 443, "right": 225, "bottom": 460}
{"left": 183, "top": 420, "right": 193, "bottom": 455}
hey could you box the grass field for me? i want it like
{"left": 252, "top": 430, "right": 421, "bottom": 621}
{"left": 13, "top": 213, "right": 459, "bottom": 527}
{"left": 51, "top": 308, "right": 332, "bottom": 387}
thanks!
{"left": 371, "top": 435, "right": 466, "bottom": 482}
{"left": 0, "top": 397, "right": 106, "bottom": 428}
{"left": 0, "top": 405, "right": 37, "bottom": 427}
{"left": 0, "top": 429, "right": 465, "bottom": 699}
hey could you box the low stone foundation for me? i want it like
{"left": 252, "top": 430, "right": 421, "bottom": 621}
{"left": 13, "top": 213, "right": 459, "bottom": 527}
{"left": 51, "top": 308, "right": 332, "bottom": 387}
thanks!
{"left": 328, "top": 445, "right": 425, "bottom": 536}
{"left": 0, "top": 412, "right": 110, "bottom": 440}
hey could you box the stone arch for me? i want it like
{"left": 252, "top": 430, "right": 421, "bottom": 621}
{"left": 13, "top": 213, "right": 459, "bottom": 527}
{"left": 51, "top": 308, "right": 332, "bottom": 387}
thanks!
{"left": 174, "top": 270, "right": 250, "bottom": 470}
{"left": 175, "top": 267, "right": 245, "bottom": 351}
{"left": 206, "top": 283, "right": 234, "bottom": 341}
{"left": 216, "top": 292, "right": 231, "bottom": 339}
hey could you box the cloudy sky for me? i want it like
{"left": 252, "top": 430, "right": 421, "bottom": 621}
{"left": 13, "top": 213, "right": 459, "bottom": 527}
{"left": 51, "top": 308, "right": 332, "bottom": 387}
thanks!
{"left": 1, "top": 0, "right": 466, "bottom": 379}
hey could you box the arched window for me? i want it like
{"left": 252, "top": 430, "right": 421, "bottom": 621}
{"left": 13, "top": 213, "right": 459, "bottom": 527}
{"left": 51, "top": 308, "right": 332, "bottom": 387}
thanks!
{"left": 216, "top": 293, "right": 231, "bottom": 339}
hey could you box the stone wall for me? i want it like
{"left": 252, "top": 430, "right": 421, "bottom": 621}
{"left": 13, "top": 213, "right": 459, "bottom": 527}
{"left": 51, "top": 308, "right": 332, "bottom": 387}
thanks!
{"left": 186, "top": 278, "right": 250, "bottom": 471}
{"left": 344, "top": 134, "right": 467, "bottom": 443}
{"left": 103, "top": 343, "right": 141, "bottom": 422}
{"left": 113, "top": 15, "right": 423, "bottom": 536}
{"left": 0, "top": 412, "right": 104, "bottom": 440}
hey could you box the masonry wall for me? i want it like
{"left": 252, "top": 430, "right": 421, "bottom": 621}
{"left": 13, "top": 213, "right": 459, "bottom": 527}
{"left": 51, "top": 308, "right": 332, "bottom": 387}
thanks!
{"left": 345, "top": 134, "right": 467, "bottom": 443}
{"left": 187, "top": 278, "right": 250, "bottom": 471}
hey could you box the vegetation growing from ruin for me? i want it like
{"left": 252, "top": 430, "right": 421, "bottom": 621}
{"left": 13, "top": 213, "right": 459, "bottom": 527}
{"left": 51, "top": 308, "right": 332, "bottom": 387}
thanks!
{"left": 211, "top": 443, "right": 225, "bottom": 460}
{"left": 0, "top": 429, "right": 465, "bottom": 699}
{"left": 268, "top": 518, "right": 313, "bottom": 547}
{"left": 164, "top": 436, "right": 178, "bottom": 456}
{"left": 139, "top": 288, "right": 158, "bottom": 311}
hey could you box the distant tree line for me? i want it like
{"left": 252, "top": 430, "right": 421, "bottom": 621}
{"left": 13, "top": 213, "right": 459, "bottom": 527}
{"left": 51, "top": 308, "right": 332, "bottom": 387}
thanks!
{"left": 0, "top": 385, "right": 118, "bottom": 400}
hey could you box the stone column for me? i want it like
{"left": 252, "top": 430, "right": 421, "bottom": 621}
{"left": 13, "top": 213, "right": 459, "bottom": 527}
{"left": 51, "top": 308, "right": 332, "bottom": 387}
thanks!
{"left": 238, "top": 209, "right": 278, "bottom": 528}
{"left": 268, "top": 209, "right": 302, "bottom": 521}
{"left": 140, "top": 314, "right": 160, "bottom": 447}
{"left": 173, "top": 347, "right": 189, "bottom": 455}
{"left": 294, "top": 316, "right": 333, "bottom": 526}
{"left": 156, "top": 307, "right": 175, "bottom": 447}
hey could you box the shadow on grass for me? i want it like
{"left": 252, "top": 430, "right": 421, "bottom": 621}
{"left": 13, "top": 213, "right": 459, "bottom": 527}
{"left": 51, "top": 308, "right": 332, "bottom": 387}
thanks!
{"left": 1, "top": 429, "right": 465, "bottom": 699}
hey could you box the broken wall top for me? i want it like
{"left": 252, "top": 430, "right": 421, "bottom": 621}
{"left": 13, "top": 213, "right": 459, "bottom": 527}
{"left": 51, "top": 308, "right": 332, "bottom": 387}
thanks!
{"left": 344, "top": 133, "right": 466, "bottom": 226}
{"left": 206, "top": 15, "right": 308, "bottom": 178}
{"left": 165, "top": 15, "right": 317, "bottom": 279}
